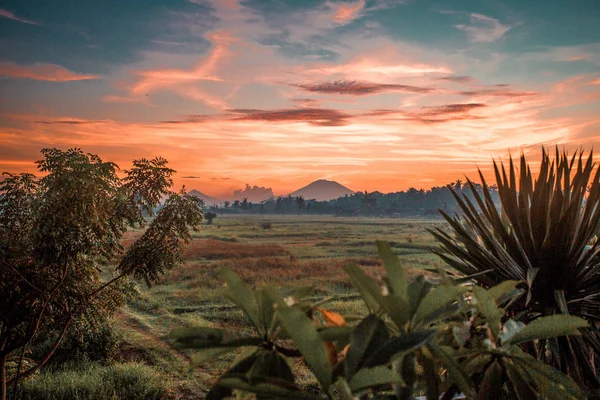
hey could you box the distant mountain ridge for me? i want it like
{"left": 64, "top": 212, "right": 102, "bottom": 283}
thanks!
{"left": 187, "top": 189, "right": 221, "bottom": 206}
{"left": 288, "top": 179, "right": 354, "bottom": 201}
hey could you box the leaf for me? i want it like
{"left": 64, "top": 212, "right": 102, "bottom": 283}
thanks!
{"left": 168, "top": 326, "right": 262, "bottom": 349}
{"left": 217, "top": 375, "right": 324, "bottom": 400}
{"left": 249, "top": 350, "right": 294, "bottom": 384}
{"left": 344, "top": 314, "right": 390, "bottom": 378}
{"left": 504, "top": 359, "right": 538, "bottom": 400}
{"left": 428, "top": 341, "right": 475, "bottom": 399}
{"left": 507, "top": 314, "right": 589, "bottom": 345}
{"left": 344, "top": 264, "right": 382, "bottom": 313}
{"left": 255, "top": 288, "right": 276, "bottom": 334}
{"left": 319, "top": 309, "right": 346, "bottom": 327}
{"left": 412, "top": 284, "right": 463, "bottom": 326}
{"left": 318, "top": 326, "right": 352, "bottom": 342}
{"left": 206, "top": 353, "right": 261, "bottom": 400}
{"left": 191, "top": 347, "right": 238, "bottom": 367}
{"left": 488, "top": 280, "right": 521, "bottom": 300}
{"left": 472, "top": 286, "right": 504, "bottom": 339}
{"left": 516, "top": 354, "right": 585, "bottom": 400}
{"left": 479, "top": 360, "right": 504, "bottom": 400}
{"left": 376, "top": 240, "right": 408, "bottom": 302}
{"left": 219, "top": 269, "right": 262, "bottom": 332}
{"left": 363, "top": 329, "right": 437, "bottom": 368}
{"left": 348, "top": 366, "right": 401, "bottom": 393}
{"left": 276, "top": 304, "right": 332, "bottom": 391}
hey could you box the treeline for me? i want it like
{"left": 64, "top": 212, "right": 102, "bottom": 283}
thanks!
{"left": 208, "top": 180, "right": 499, "bottom": 217}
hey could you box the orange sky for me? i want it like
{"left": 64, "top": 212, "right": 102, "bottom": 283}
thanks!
{"left": 1, "top": 0, "right": 600, "bottom": 198}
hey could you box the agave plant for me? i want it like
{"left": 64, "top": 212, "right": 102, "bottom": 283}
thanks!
{"left": 430, "top": 147, "right": 600, "bottom": 391}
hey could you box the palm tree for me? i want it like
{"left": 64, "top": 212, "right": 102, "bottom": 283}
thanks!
{"left": 223, "top": 201, "right": 230, "bottom": 209}
{"left": 241, "top": 197, "right": 248, "bottom": 211}
{"left": 295, "top": 196, "right": 305, "bottom": 215}
{"left": 232, "top": 200, "right": 240, "bottom": 209}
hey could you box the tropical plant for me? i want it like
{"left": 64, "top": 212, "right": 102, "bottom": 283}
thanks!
{"left": 0, "top": 148, "right": 204, "bottom": 400}
{"left": 430, "top": 147, "right": 600, "bottom": 392}
{"left": 169, "top": 241, "right": 588, "bottom": 399}
{"left": 224, "top": 201, "right": 231, "bottom": 209}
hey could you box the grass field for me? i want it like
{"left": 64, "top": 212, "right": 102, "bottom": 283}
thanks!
{"left": 111, "top": 215, "right": 450, "bottom": 398}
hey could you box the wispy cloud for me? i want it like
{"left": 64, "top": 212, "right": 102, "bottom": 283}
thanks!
{"left": 436, "top": 75, "right": 475, "bottom": 84}
{"left": 455, "top": 13, "right": 511, "bottom": 43}
{"left": 0, "top": 8, "right": 39, "bottom": 25}
{"left": 334, "top": 0, "right": 366, "bottom": 23}
{"left": 293, "top": 80, "right": 436, "bottom": 95}
{"left": 0, "top": 62, "right": 98, "bottom": 82}
{"left": 231, "top": 108, "right": 351, "bottom": 126}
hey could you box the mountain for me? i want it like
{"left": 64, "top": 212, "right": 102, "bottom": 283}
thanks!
{"left": 187, "top": 190, "right": 222, "bottom": 206}
{"left": 288, "top": 179, "right": 354, "bottom": 201}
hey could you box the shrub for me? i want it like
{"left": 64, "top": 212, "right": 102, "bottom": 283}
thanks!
{"left": 261, "top": 222, "right": 272, "bottom": 229}
{"left": 169, "top": 241, "right": 588, "bottom": 399}
{"left": 31, "top": 323, "right": 121, "bottom": 366}
{"left": 14, "top": 362, "right": 169, "bottom": 400}
{"left": 430, "top": 147, "right": 600, "bottom": 392}
{"left": 205, "top": 212, "right": 218, "bottom": 225}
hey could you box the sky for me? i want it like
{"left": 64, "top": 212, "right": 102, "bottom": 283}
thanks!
{"left": 1, "top": 0, "right": 599, "bottom": 198}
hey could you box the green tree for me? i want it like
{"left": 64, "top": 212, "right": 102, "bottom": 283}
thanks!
{"left": 0, "top": 148, "right": 203, "bottom": 399}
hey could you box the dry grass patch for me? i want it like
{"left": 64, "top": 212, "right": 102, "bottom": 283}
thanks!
{"left": 182, "top": 239, "right": 291, "bottom": 260}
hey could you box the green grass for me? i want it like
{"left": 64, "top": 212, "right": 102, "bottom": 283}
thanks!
{"left": 23, "top": 215, "right": 448, "bottom": 398}
{"left": 16, "top": 362, "right": 170, "bottom": 400}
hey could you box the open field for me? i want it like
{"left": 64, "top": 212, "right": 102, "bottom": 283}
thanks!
{"left": 110, "top": 215, "right": 451, "bottom": 398}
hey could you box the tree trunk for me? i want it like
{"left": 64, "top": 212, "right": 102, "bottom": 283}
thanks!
{"left": 1, "top": 353, "right": 7, "bottom": 400}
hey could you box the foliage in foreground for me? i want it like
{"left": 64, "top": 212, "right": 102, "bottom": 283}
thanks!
{"left": 0, "top": 148, "right": 204, "bottom": 399}
{"left": 430, "top": 147, "right": 600, "bottom": 391}
{"left": 170, "top": 241, "right": 589, "bottom": 399}
{"left": 13, "top": 362, "right": 168, "bottom": 400}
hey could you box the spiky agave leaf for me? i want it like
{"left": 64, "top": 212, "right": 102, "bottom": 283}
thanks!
{"left": 429, "top": 146, "right": 600, "bottom": 390}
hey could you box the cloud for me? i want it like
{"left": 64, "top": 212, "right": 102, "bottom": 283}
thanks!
{"left": 182, "top": 175, "right": 202, "bottom": 179}
{"left": 231, "top": 108, "right": 351, "bottom": 126}
{"left": 126, "top": 31, "right": 237, "bottom": 109}
{"left": 458, "top": 88, "right": 538, "bottom": 97}
{"left": 436, "top": 75, "right": 475, "bottom": 84}
{"left": 334, "top": 0, "right": 366, "bottom": 23}
{"left": 34, "top": 119, "right": 105, "bottom": 125}
{"left": 0, "top": 8, "right": 39, "bottom": 25}
{"left": 0, "top": 62, "right": 98, "bottom": 82}
{"left": 455, "top": 13, "right": 511, "bottom": 43}
{"left": 419, "top": 103, "right": 486, "bottom": 115}
{"left": 304, "top": 60, "right": 452, "bottom": 77}
{"left": 363, "top": 103, "right": 487, "bottom": 124}
{"left": 292, "top": 80, "right": 435, "bottom": 95}
{"left": 291, "top": 98, "right": 322, "bottom": 107}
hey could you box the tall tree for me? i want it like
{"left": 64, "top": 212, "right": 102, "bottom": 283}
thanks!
{"left": 295, "top": 196, "right": 305, "bottom": 215}
{"left": 0, "top": 148, "right": 203, "bottom": 399}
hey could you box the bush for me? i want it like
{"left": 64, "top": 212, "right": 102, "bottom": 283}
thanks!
{"left": 31, "top": 323, "right": 121, "bottom": 366}
{"left": 260, "top": 222, "right": 272, "bottom": 229}
{"left": 169, "top": 241, "right": 589, "bottom": 400}
{"left": 15, "top": 362, "right": 169, "bottom": 400}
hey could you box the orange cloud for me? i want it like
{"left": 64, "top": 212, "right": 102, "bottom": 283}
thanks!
{"left": 334, "top": 0, "right": 366, "bottom": 23}
{"left": 0, "top": 62, "right": 98, "bottom": 82}
{"left": 127, "top": 31, "right": 237, "bottom": 109}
